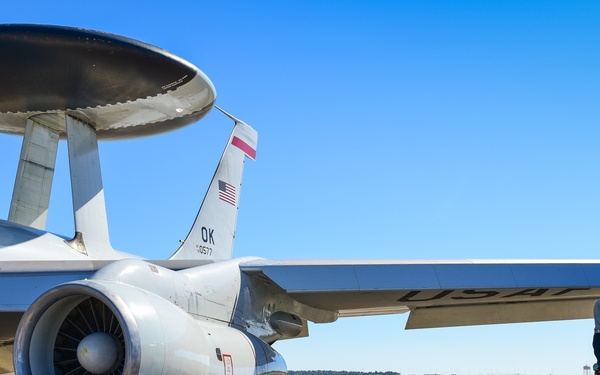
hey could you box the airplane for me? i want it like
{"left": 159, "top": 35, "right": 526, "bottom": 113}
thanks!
{"left": 1, "top": 23, "right": 600, "bottom": 375}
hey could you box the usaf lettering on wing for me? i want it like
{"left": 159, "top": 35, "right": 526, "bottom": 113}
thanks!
{"left": 397, "top": 287, "right": 591, "bottom": 302}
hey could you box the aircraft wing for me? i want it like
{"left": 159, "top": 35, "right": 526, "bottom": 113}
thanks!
{"left": 239, "top": 259, "right": 600, "bottom": 328}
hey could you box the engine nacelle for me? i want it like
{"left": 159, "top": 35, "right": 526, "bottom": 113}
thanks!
{"left": 14, "top": 279, "right": 287, "bottom": 375}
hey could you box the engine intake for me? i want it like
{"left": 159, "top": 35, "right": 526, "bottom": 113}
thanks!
{"left": 14, "top": 279, "right": 287, "bottom": 375}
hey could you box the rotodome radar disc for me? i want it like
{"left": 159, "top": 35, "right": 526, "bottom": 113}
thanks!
{"left": 0, "top": 24, "right": 216, "bottom": 139}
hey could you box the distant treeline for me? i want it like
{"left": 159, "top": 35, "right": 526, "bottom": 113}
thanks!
{"left": 290, "top": 371, "right": 401, "bottom": 375}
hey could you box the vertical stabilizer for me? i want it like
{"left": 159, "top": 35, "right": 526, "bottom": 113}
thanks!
{"left": 169, "top": 108, "right": 257, "bottom": 261}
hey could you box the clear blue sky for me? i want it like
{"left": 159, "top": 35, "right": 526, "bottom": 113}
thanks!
{"left": 1, "top": 1, "right": 600, "bottom": 374}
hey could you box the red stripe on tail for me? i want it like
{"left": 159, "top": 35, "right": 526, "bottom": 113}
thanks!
{"left": 232, "top": 136, "right": 257, "bottom": 160}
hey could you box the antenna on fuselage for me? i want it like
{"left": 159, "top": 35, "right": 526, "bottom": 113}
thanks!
{"left": 0, "top": 24, "right": 217, "bottom": 258}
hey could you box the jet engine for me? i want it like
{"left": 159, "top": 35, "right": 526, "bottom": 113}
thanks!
{"left": 14, "top": 279, "right": 287, "bottom": 375}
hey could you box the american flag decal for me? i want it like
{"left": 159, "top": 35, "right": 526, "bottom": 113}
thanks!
{"left": 218, "top": 180, "right": 236, "bottom": 206}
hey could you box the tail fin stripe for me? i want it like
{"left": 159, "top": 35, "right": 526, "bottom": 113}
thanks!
{"left": 232, "top": 135, "right": 257, "bottom": 160}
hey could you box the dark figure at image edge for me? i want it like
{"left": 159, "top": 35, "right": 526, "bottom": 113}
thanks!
{"left": 593, "top": 299, "right": 600, "bottom": 373}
